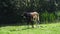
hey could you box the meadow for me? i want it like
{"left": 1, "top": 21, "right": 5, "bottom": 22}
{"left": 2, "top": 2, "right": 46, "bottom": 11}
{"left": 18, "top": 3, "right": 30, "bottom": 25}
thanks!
{"left": 0, "top": 22, "right": 60, "bottom": 34}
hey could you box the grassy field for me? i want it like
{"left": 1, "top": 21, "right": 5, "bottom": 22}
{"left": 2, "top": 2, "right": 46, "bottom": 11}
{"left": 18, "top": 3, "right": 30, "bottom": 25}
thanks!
{"left": 0, "top": 22, "right": 60, "bottom": 34}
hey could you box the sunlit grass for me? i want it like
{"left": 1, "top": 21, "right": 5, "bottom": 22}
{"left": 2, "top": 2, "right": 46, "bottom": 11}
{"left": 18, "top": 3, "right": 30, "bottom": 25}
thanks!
{"left": 0, "top": 22, "right": 60, "bottom": 34}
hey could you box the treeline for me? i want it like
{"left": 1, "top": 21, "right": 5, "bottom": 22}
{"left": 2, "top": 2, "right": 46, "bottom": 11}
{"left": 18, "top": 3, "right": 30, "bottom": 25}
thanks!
{"left": 0, "top": 0, "right": 60, "bottom": 24}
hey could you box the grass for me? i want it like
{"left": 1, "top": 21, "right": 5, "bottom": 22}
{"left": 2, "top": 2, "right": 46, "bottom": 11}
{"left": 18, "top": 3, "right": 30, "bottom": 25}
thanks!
{"left": 0, "top": 22, "right": 60, "bottom": 34}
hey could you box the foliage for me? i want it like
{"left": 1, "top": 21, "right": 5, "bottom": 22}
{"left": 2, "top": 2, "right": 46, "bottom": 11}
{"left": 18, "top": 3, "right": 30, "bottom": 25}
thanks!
{"left": 48, "top": 13, "right": 56, "bottom": 22}
{"left": 0, "top": 0, "right": 60, "bottom": 24}
{"left": 41, "top": 11, "right": 49, "bottom": 23}
{"left": 40, "top": 11, "right": 56, "bottom": 23}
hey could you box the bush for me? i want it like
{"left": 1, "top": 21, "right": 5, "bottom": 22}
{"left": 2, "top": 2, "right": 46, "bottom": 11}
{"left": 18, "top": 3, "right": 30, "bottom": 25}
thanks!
{"left": 40, "top": 11, "right": 56, "bottom": 23}
{"left": 41, "top": 11, "right": 49, "bottom": 23}
{"left": 48, "top": 13, "right": 56, "bottom": 22}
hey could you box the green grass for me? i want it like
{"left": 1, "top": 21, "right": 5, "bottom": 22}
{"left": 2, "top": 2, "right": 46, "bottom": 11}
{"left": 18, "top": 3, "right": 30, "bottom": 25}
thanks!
{"left": 0, "top": 22, "right": 60, "bottom": 34}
